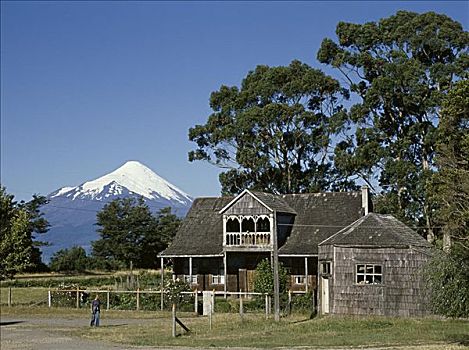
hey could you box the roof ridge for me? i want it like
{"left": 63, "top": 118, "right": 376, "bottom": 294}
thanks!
{"left": 319, "top": 215, "right": 367, "bottom": 245}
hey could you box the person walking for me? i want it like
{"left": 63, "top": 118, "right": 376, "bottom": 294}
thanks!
{"left": 90, "top": 295, "right": 101, "bottom": 326}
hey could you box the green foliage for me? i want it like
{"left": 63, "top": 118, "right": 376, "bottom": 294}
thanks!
{"left": 425, "top": 81, "right": 469, "bottom": 318}
{"left": 0, "top": 187, "right": 49, "bottom": 280}
{"left": 189, "top": 60, "right": 355, "bottom": 195}
{"left": 425, "top": 249, "right": 469, "bottom": 318}
{"left": 49, "top": 246, "right": 90, "bottom": 273}
{"left": 431, "top": 80, "right": 469, "bottom": 251}
{"left": 253, "top": 259, "right": 288, "bottom": 296}
{"left": 318, "top": 11, "right": 469, "bottom": 238}
{"left": 163, "top": 278, "right": 191, "bottom": 306}
{"left": 291, "top": 292, "right": 314, "bottom": 314}
{"left": 92, "top": 198, "right": 180, "bottom": 269}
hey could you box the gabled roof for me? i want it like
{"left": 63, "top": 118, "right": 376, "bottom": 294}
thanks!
{"left": 219, "top": 189, "right": 297, "bottom": 215}
{"left": 279, "top": 192, "right": 363, "bottom": 255}
{"left": 319, "top": 213, "right": 432, "bottom": 249}
{"left": 159, "top": 197, "right": 232, "bottom": 257}
{"left": 161, "top": 190, "right": 364, "bottom": 257}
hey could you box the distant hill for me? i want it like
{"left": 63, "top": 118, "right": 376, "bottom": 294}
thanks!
{"left": 40, "top": 161, "right": 193, "bottom": 262}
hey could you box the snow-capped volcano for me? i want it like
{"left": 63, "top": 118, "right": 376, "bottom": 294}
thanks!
{"left": 41, "top": 161, "right": 193, "bottom": 262}
{"left": 51, "top": 161, "right": 192, "bottom": 205}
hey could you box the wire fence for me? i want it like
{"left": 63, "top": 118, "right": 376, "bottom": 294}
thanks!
{"left": 2, "top": 287, "right": 316, "bottom": 316}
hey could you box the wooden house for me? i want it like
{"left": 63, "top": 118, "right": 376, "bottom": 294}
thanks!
{"left": 318, "top": 213, "right": 432, "bottom": 317}
{"left": 159, "top": 187, "right": 370, "bottom": 294}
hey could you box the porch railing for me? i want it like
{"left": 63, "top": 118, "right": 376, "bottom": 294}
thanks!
{"left": 225, "top": 231, "right": 271, "bottom": 246}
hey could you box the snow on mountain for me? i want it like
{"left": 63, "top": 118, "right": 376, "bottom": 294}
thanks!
{"left": 40, "top": 161, "right": 193, "bottom": 262}
{"left": 51, "top": 160, "right": 192, "bottom": 205}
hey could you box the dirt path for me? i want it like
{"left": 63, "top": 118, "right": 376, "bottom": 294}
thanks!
{"left": 1, "top": 316, "right": 142, "bottom": 350}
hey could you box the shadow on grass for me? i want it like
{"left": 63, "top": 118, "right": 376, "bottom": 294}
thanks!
{"left": 446, "top": 334, "right": 469, "bottom": 346}
{"left": 97, "top": 324, "right": 129, "bottom": 328}
{"left": 0, "top": 321, "right": 25, "bottom": 326}
{"left": 290, "top": 318, "right": 314, "bottom": 324}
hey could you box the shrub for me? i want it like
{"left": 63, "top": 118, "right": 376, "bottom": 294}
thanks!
{"left": 253, "top": 259, "right": 288, "bottom": 295}
{"left": 425, "top": 248, "right": 469, "bottom": 318}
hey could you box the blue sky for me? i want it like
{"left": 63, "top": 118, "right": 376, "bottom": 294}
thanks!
{"left": 2, "top": 1, "right": 468, "bottom": 201}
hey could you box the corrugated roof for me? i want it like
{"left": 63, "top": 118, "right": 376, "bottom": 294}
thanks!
{"left": 319, "top": 213, "right": 432, "bottom": 248}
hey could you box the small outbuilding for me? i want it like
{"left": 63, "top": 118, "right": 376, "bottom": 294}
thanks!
{"left": 318, "top": 213, "right": 432, "bottom": 317}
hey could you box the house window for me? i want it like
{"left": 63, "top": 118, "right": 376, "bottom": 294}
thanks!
{"left": 321, "top": 262, "right": 331, "bottom": 275}
{"left": 184, "top": 275, "right": 197, "bottom": 284}
{"left": 293, "top": 275, "right": 306, "bottom": 285}
{"left": 356, "top": 264, "right": 382, "bottom": 285}
{"left": 211, "top": 275, "right": 225, "bottom": 285}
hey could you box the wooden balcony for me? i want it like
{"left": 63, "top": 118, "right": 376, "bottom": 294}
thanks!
{"left": 224, "top": 231, "right": 272, "bottom": 250}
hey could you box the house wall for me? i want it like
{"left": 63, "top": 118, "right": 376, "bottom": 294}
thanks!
{"left": 280, "top": 257, "right": 317, "bottom": 292}
{"left": 318, "top": 246, "right": 431, "bottom": 317}
{"left": 171, "top": 254, "right": 318, "bottom": 293}
{"left": 224, "top": 193, "right": 271, "bottom": 215}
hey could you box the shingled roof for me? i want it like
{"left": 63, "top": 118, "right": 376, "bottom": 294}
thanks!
{"left": 159, "top": 197, "right": 231, "bottom": 257}
{"left": 278, "top": 192, "right": 363, "bottom": 255}
{"left": 160, "top": 190, "right": 365, "bottom": 257}
{"left": 319, "top": 213, "right": 432, "bottom": 249}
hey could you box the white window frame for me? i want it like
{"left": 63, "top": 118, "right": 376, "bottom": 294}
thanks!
{"left": 293, "top": 275, "right": 306, "bottom": 285}
{"left": 184, "top": 275, "right": 197, "bottom": 284}
{"left": 211, "top": 275, "right": 225, "bottom": 285}
{"left": 356, "top": 264, "right": 383, "bottom": 285}
{"left": 321, "top": 261, "right": 332, "bottom": 275}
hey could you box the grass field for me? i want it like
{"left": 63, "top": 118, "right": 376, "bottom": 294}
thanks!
{"left": 2, "top": 306, "right": 468, "bottom": 349}
{"left": 0, "top": 287, "right": 49, "bottom": 306}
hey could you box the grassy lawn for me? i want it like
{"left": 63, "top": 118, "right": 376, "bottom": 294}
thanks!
{"left": 2, "top": 306, "right": 468, "bottom": 348}
{"left": 0, "top": 287, "right": 49, "bottom": 306}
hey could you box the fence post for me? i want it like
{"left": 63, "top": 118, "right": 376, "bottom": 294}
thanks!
{"left": 288, "top": 290, "right": 292, "bottom": 315}
{"left": 212, "top": 289, "right": 215, "bottom": 313}
{"left": 8, "top": 287, "right": 12, "bottom": 307}
{"left": 172, "top": 303, "right": 176, "bottom": 337}
{"left": 194, "top": 289, "right": 198, "bottom": 314}
{"left": 76, "top": 286, "right": 80, "bottom": 309}
{"left": 48, "top": 289, "right": 51, "bottom": 308}
{"left": 136, "top": 288, "right": 140, "bottom": 311}
{"left": 209, "top": 302, "right": 212, "bottom": 331}
{"left": 106, "top": 290, "right": 110, "bottom": 310}
{"left": 265, "top": 294, "right": 268, "bottom": 319}
{"left": 239, "top": 293, "right": 244, "bottom": 320}
{"left": 160, "top": 290, "right": 164, "bottom": 311}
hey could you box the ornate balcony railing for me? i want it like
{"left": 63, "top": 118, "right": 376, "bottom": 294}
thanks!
{"left": 225, "top": 231, "right": 271, "bottom": 247}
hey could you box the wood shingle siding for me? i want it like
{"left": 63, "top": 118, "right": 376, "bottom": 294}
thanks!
{"left": 318, "top": 213, "right": 432, "bottom": 317}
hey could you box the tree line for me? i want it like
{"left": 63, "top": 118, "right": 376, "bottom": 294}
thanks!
{"left": 0, "top": 189, "right": 181, "bottom": 276}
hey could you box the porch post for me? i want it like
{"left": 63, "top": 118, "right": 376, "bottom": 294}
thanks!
{"left": 189, "top": 257, "right": 193, "bottom": 285}
{"left": 272, "top": 210, "right": 280, "bottom": 322}
{"left": 223, "top": 252, "right": 227, "bottom": 298}
{"left": 160, "top": 257, "right": 164, "bottom": 311}
{"left": 305, "top": 257, "right": 309, "bottom": 293}
{"left": 223, "top": 215, "right": 227, "bottom": 245}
